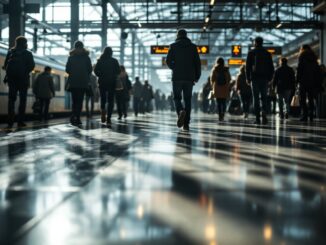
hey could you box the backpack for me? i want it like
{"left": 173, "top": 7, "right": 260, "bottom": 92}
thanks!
{"left": 216, "top": 69, "right": 226, "bottom": 85}
{"left": 252, "top": 49, "right": 271, "bottom": 78}
{"left": 6, "top": 51, "right": 26, "bottom": 80}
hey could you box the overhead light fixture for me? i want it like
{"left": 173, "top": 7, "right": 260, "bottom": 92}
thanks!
{"left": 205, "top": 15, "right": 210, "bottom": 23}
{"left": 275, "top": 16, "right": 282, "bottom": 29}
{"left": 210, "top": 0, "right": 215, "bottom": 6}
{"left": 137, "top": 18, "right": 142, "bottom": 28}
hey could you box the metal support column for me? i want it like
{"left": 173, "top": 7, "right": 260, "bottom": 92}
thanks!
{"left": 101, "top": 0, "right": 108, "bottom": 51}
{"left": 120, "top": 29, "right": 125, "bottom": 65}
{"left": 8, "top": 0, "right": 24, "bottom": 48}
{"left": 132, "top": 32, "right": 135, "bottom": 80}
{"left": 70, "top": 0, "right": 79, "bottom": 48}
{"left": 138, "top": 44, "right": 141, "bottom": 79}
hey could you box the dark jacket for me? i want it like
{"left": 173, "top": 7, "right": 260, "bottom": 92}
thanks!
{"left": 142, "top": 83, "right": 154, "bottom": 101}
{"left": 273, "top": 64, "right": 295, "bottom": 93}
{"left": 236, "top": 72, "right": 252, "bottom": 96}
{"left": 65, "top": 48, "right": 92, "bottom": 89}
{"left": 4, "top": 48, "right": 35, "bottom": 86}
{"left": 246, "top": 47, "right": 274, "bottom": 82}
{"left": 33, "top": 72, "right": 55, "bottom": 99}
{"left": 297, "top": 50, "right": 321, "bottom": 91}
{"left": 94, "top": 56, "right": 120, "bottom": 90}
{"left": 166, "top": 36, "right": 201, "bottom": 82}
{"left": 132, "top": 80, "right": 143, "bottom": 99}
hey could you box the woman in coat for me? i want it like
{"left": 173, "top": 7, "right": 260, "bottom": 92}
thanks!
{"left": 297, "top": 44, "right": 321, "bottom": 122}
{"left": 65, "top": 41, "right": 92, "bottom": 126}
{"left": 210, "top": 57, "right": 231, "bottom": 121}
{"left": 94, "top": 47, "right": 120, "bottom": 126}
{"left": 33, "top": 66, "right": 55, "bottom": 121}
{"left": 115, "top": 65, "right": 131, "bottom": 119}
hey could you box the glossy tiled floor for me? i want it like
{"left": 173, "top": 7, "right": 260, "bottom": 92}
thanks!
{"left": 0, "top": 112, "right": 325, "bottom": 245}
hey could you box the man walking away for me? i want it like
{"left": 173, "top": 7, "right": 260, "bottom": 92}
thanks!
{"left": 4, "top": 36, "right": 35, "bottom": 128}
{"left": 33, "top": 66, "right": 55, "bottom": 121}
{"left": 272, "top": 58, "right": 295, "bottom": 120}
{"left": 246, "top": 36, "right": 274, "bottom": 125}
{"left": 166, "top": 29, "right": 201, "bottom": 131}
{"left": 132, "top": 77, "right": 143, "bottom": 117}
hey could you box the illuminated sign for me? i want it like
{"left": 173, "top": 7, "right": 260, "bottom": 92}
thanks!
{"left": 228, "top": 59, "right": 246, "bottom": 66}
{"left": 162, "top": 57, "right": 208, "bottom": 66}
{"left": 151, "top": 45, "right": 209, "bottom": 55}
{"left": 231, "top": 45, "right": 242, "bottom": 57}
{"left": 250, "top": 46, "right": 282, "bottom": 55}
{"left": 265, "top": 46, "right": 282, "bottom": 55}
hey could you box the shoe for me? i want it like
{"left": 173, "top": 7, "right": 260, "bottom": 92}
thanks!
{"left": 253, "top": 119, "right": 261, "bottom": 125}
{"left": 300, "top": 117, "right": 308, "bottom": 122}
{"left": 177, "top": 110, "right": 186, "bottom": 128}
{"left": 262, "top": 116, "right": 268, "bottom": 125}
{"left": 76, "top": 118, "right": 82, "bottom": 125}
{"left": 118, "top": 116, "right": 122, "bottom": 120}
{"left": 101, "top": 110, "right": 106, "bottom": 123}
{"left": 17, "top": 122, "right": 26, "bottom": 127}
{"left": 183, "top": 124, "right": 189, "bottom": 131}
{"left": 106, "top": 118, "right": 111, "bottom": 126}
{"left": 244, "top": 113, "right": 249, "bottom": 119}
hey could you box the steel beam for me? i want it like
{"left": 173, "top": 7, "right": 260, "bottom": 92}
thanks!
{"left": 70, "top": 0, "right": 79, "bottom": 48}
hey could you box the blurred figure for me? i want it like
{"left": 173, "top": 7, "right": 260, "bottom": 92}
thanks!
{"left": 85, "top": 72, "right": 98, "bottom": 118}
{"left": 132, "top": 77, "right": 143, "bottom": 116}
{"left": 161, "top": 94, "right": 167, "bottom": 110}
{"left": 66, "top": 41, "right": 92, "bottom": 126}
{"left": 141, "top": 80, "right": 154, "bottom": 113}
{"left": 202, "top": 78, "right": 211, "bottom": 113}
{"left": 94, "top": 46, "right": 120, "bottom": 126}
{"left": 297, "top": 44, "right": 321, "bottom": 122}
{"left": 33, "top": 66, "right": 55, "bottom": 121}
{"left": 246, "top": 36, "right": 274, "bottom": 125}
{"left": 267, "top": 82, "right": 277, "bottom": 114}
{"left": 272, "top": 57, "right": 295, "bottom": 120}
{"left": 210, "top": 57, "right": 231, "bottom": 121}
{"left": 154, "top": 89, "right": 161, "bottom": 111}
{"left": 4, "top": 36, "right": 35, "bottom": 128}
{"left": 116, "top": 65, "right": 132, "bottom": 119}
{"left": 236, "top": 65, "right": 252, "bottom": 118}
{"left": 166, "top": 29, "right": 201, "bottom": 131}
{"left": 318, "top": 64, "right": 326, "bottom": 118}
{"left": 192, "top": 92, "right": 199, "bottom": 112}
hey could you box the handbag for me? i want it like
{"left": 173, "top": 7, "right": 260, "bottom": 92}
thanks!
{"left": 207, "top": 90, "right": 215, "bottom": 100}
{"left": 291, "top": 94, "right": 300, "bottom": 107}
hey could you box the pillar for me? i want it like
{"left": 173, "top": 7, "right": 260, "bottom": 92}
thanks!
{"left": 70, "top": 0, "right": 79, "bottom": 48}
{"left": 120, "top": 29, "right": 125, "bottom": 65}
{"left": 131, "top": 32, "right": 135, "bottom": 80}
{"left": 8, "top": 0, "right": 24, "bottom": 48}
{"left": 101, "top": 0, "right": 108, "bottom": 51}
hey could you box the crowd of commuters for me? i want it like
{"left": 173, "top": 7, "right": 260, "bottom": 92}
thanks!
{"left": 2, "top": 34, "right": 326, "bottom": 131}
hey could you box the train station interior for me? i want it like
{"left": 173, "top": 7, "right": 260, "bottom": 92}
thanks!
{"left": 0, "top": 0, "right": 326, "bottom": 244}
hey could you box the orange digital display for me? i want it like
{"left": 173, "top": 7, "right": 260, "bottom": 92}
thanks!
{"left": 228, "top": 59, "right": 246, "bottom": 65}
{"left": 231, "top": 45, "right": 242, "bottom": 57}
{"left": 151, "top": 45, "right": 209, "bottom": 54}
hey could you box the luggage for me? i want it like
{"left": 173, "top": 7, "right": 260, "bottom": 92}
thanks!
{"left": 228, "top": 91, "right": 243, "bottom": 115}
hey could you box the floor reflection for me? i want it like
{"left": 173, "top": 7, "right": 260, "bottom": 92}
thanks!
{"left": 0, "top": 112, "right": 325, "bottom": 245}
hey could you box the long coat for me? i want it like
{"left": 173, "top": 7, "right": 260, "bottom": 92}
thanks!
{"left": 210, "top": 65, "right": 231, "bottom": 99}
{"left": 33, "top": 72, "right": 55, "bottom": 99}
{"left": 65, "top": 48, "right": 92, "bottom": 89}
{"left": 94, "top": 56, "right": 120, "bottom": 90}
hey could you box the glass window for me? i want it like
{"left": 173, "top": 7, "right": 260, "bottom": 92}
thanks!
{"left": 52, "top": 74, "right": 61, "bottom": 91}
